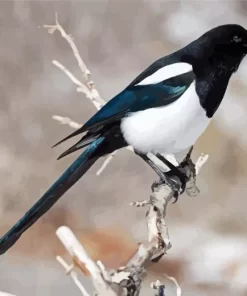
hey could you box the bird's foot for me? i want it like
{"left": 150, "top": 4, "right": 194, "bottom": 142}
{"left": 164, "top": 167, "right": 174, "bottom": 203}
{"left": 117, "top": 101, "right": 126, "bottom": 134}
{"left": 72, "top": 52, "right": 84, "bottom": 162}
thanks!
{"left": 165, "top": 169, "right": 188, "bottom": 203}
{"left": 179, "top": 146, "right": 196, "bottom": 181}
{"left": 157, "top": 146, "right": 195, "bottom": 203}
{"left": 151, "top": 176, "right": 179, "bottom": 200}
{"left": 173, "top": 146, "right": 197, "bottom": 198}
{"left": 152, "top": 171, "right": 186, "bottom": 204}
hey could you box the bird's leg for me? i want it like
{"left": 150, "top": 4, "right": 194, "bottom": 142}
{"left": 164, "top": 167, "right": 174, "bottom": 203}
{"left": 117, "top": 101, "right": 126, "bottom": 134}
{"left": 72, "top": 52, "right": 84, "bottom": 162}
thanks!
{"left": 156, "top": 146, "right": 194, "bottom": 198}
{"left": 134, "top": 151, "right": 167, "bottom": 181}
{"left": 134, "top": 150, "right": 180, "bottom": 198}
{"left": 156, "top": 153, "right": 188, "bottom": 195}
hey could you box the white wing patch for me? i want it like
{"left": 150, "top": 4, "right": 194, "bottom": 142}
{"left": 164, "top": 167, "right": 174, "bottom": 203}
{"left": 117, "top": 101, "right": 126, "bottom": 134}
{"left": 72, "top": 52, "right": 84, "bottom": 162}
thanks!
{"left": 136, "top": 62, "right": 193, "bottom": 86}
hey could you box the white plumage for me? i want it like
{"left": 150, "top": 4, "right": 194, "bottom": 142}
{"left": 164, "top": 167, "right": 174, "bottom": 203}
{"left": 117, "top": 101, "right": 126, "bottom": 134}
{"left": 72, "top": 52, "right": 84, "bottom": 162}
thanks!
{"left": 121, "top": 81, "right": 211, "bottom": 154}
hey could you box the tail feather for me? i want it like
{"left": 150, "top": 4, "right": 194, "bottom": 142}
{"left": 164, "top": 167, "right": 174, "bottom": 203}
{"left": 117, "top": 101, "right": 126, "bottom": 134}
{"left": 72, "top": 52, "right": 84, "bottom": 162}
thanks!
{"left": 57, "top": 137, "right": 96, "bottom": 160}
{"left": 0, "top": 137, "right": 105, "bottom": 255}
{"left": 52, "top": 125, "right": 88, "bottom": 148}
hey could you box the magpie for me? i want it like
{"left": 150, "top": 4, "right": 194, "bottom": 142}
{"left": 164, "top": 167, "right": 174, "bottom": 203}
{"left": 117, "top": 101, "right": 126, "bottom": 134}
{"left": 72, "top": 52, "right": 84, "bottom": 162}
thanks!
{"left": 1, "top": 24, "right": 247, "bottom": 255}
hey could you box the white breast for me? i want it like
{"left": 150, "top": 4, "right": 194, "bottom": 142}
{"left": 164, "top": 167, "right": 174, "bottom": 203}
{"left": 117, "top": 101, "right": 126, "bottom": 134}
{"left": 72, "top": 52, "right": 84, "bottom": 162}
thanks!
{"left": 121, "top": 81, "right": 211, "bottom": 154}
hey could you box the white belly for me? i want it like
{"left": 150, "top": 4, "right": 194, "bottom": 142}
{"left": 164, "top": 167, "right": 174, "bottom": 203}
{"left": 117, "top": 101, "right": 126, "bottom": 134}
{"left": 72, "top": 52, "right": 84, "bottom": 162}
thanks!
{"left": 120, "top": 82, "right": 211, "bottom": 154}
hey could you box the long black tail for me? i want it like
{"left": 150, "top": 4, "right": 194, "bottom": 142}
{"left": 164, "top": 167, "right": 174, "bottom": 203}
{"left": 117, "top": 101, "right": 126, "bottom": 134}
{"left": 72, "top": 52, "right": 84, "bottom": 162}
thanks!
{"left": 0, "top": 136, "right": 105, "bottom": 255}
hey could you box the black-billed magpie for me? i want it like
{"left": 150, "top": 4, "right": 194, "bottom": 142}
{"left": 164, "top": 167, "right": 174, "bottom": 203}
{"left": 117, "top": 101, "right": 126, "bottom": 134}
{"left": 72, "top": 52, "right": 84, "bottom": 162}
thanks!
{"left": 1, "top": 24, "right": 247, "bottom": 254}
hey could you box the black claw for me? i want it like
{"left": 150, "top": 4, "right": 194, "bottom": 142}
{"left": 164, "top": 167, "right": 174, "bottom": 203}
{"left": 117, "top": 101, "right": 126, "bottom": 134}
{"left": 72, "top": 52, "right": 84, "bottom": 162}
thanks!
{"left": 172, "top": 191, "right": 179, "bottom": 204}
{"left": 179, "top": 174, "right": 188, "bottom": 194}
{"left": 181, "top": 178, "right": 189, "bottom": 194}
{"left": 152, "top": 147, "right": 196, "bottom": 204}
{"left": 166, "top": 168, "right": 189, "bottom": 202}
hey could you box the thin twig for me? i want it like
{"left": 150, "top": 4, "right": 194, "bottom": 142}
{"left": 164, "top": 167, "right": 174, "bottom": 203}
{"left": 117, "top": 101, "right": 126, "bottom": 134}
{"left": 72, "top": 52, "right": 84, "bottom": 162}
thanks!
{"left": 195, "top": 153, "right": 209, "bottom": 174}
{"left": 44, "top": 13, "right": 105, "bottom": 107}
{"left": 96, "top": 151, "right": 117, "bottom": 176}
{"left": 52, "top": 60, "right": 102, "bottom": 110}
{"left": 165, "top": 274, "right": 182, "bottom": 296}
{"left": 52, "top": 115, "right": 82, "bottom": 129}
{"left": 44, "top": 14, "right": 116, "bottom": 174}
{"left": 53, "top": 60, "right": 84, "bottom": 88}
{"left": 44, "top": 13, "right": 91, "bottom": 81}
{"left": 56, "top": 256, "right": 91, "bottom": 296}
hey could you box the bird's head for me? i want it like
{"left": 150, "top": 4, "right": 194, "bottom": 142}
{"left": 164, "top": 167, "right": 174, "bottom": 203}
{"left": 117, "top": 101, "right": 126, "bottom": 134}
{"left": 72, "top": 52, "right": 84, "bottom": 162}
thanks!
{"left": 182, "top": 24, "right": 247, "bottom": 74}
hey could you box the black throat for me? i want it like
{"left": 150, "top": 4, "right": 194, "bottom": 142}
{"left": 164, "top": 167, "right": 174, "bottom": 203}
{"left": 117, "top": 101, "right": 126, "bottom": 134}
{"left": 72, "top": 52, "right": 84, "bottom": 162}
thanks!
{"left": 193, "top": 65, "right": 232, "bottom": 118}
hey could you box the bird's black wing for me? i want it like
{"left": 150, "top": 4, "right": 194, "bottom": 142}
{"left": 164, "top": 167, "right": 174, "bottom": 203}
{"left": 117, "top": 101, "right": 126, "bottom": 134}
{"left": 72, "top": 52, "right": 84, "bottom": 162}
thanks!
{"left": 54, "top": 60, "right": 195, "bottom": 147}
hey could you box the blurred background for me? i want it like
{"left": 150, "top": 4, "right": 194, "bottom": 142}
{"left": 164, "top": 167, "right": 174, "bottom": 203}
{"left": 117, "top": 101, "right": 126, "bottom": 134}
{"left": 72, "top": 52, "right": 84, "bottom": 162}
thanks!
{"left": 1, "top": 0, "right": 247, "bottom": 295}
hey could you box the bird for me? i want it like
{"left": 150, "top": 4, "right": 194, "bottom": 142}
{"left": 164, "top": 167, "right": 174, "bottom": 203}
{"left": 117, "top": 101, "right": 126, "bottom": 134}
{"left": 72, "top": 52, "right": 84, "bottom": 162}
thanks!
{"left": 0, "top": 24, "right": 247, "bottom": 255}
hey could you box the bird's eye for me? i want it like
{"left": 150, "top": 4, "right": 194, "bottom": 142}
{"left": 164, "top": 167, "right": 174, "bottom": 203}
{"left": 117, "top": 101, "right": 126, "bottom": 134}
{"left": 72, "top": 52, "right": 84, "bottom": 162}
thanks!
{"left": 233, "top": 35, "right": 242, "bottom": 43}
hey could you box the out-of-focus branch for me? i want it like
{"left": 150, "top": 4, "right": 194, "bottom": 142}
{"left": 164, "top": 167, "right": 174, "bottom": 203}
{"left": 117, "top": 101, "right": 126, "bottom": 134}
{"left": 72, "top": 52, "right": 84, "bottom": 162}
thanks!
{"left": 44, "top": 14, "right": 123, "bottom": 176}
{"left": 96, "top": 151, "right": 117, "bottom": 176}
{"left": 44, "top": 13, "right": 92, "bottom": 85}
{"left": 51, "top": 60, "right": 104, "bottom": 110}
{"left": 52, "top": 115, "right": 82, "bottom": 129}
{"left": 56, "top": 255, "right": 91, "bottom": 296}
{"left": 44, "top": 12, "right": 104, "bottom": 111}
{"left": 0, "top": 292, "right": 16, "bottom": 296}
{"left": 164, "top": 275, "right": 182, "bottom": 296}
{"left": 56, "top": 227, "right": 117, "bottom": 296}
